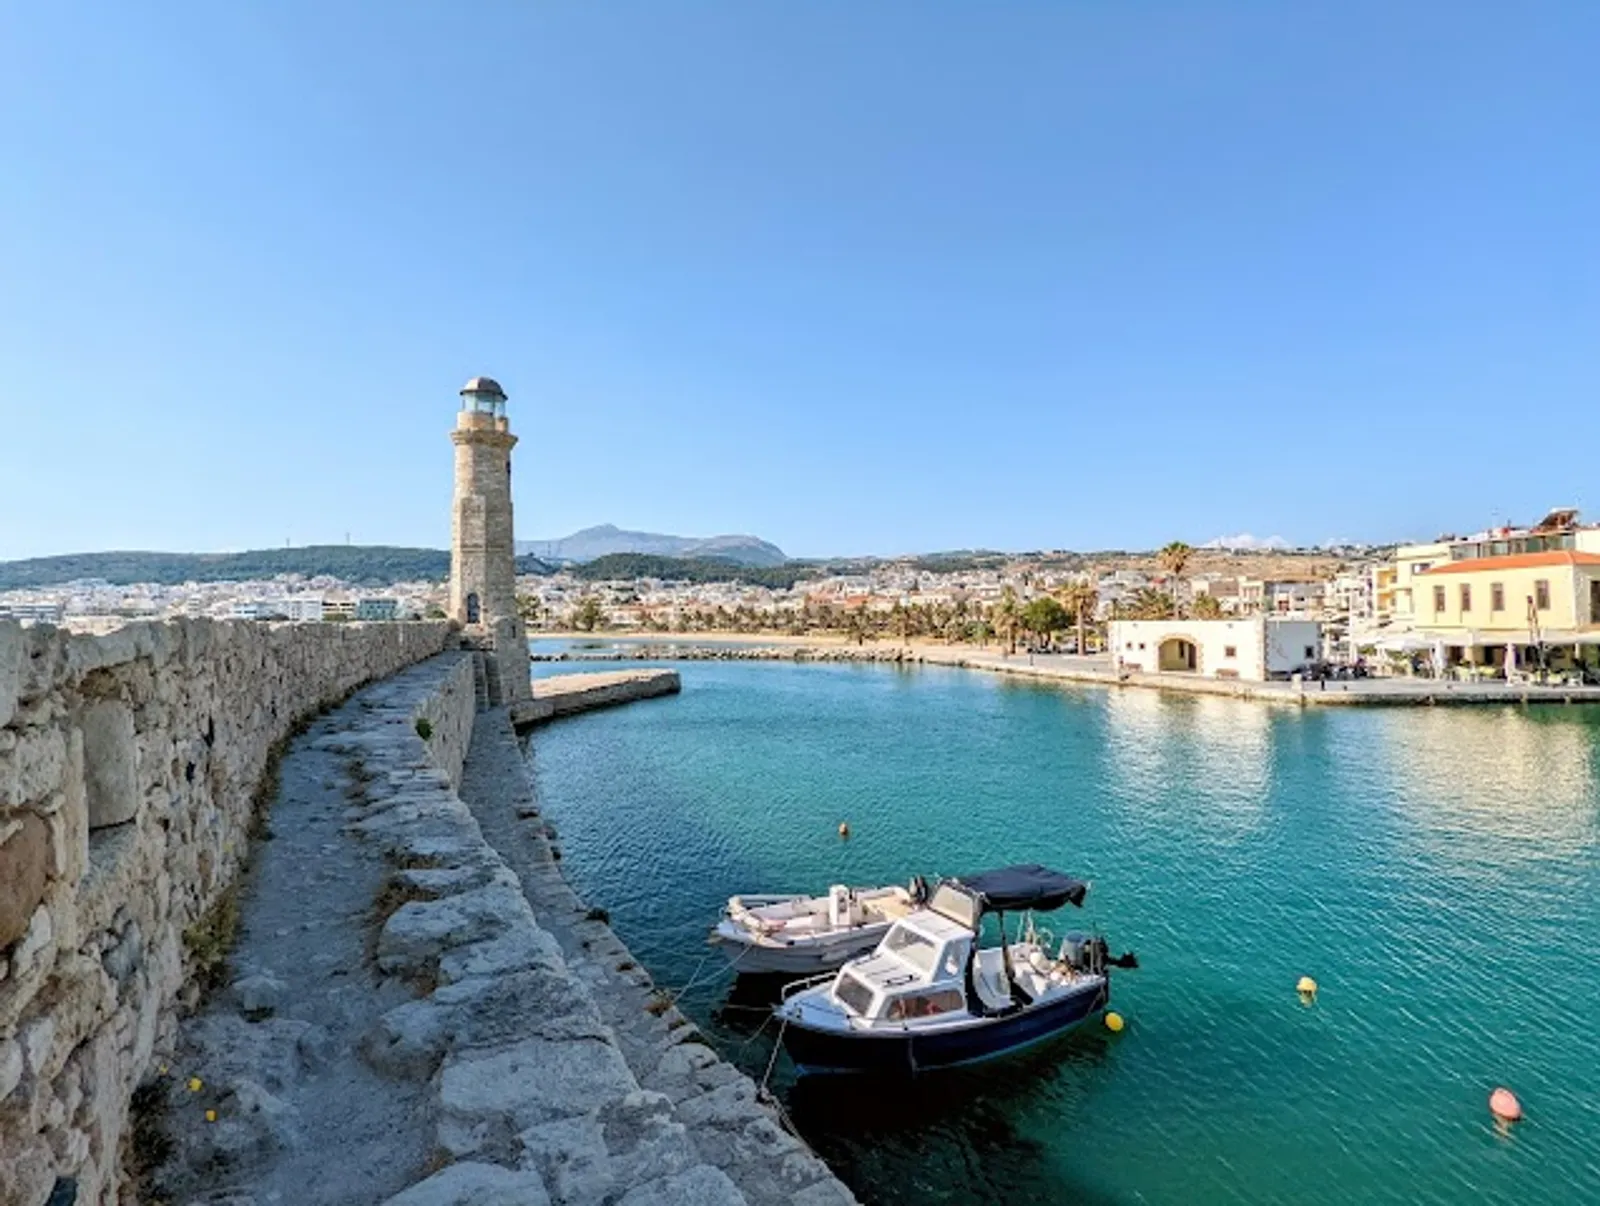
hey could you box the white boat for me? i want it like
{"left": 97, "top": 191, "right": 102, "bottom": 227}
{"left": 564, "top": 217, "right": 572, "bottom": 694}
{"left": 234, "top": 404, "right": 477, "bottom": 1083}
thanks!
{"left": 710, "top": 880, "right": 928, "bottom": 976}
{"left": 775, "top": 865, "right": 1138, "bottom": 1075}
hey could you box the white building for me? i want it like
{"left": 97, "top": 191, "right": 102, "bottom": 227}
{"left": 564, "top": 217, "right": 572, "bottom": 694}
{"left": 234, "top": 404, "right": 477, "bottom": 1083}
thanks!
{"left": 1110, "top": 618, "right": 1324, "bottom": 681}
{"left": 282, "top": 596, "right": 325, "bottom": 622}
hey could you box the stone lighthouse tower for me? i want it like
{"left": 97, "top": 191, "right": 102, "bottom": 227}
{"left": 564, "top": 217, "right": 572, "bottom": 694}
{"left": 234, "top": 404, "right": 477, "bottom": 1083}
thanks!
{"left": 449, "top": 376, "right": 530, "bottom": 704}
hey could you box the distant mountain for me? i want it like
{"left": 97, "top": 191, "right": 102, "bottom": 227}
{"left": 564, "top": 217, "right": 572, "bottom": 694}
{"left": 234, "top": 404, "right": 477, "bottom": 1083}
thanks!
{"left": 1199, "top": 533, "right": 1292, "bottom": 552}
{"left": 516, "top": 524, "right": 787, "bottom": 567}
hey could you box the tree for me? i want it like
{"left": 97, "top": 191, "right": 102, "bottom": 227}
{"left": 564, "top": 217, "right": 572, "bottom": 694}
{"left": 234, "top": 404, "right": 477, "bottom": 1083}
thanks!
{"left": 1020, "top": 597, "right": 1069, "bottom": 648}
{"left": 1127, "top": 587, "right": 1176, "bottom": 620}
{"left": 570, "top": 595, "right": 605, "bottom": 632}
{"left": 992, "top": 586, "right": 1022, "bottom": 654}
{"left": 843, "top": 608, "right": 871, "bottom": 647}
{"left": 1191, "top": 592, "right": 1223, "bottom": 620}
{"left": 517, "top": 594, "right": 542, "bottom": 626}
{"left": 1158, "top": 541, "right": 1193, "bottom": 616}
{"left": 1056, "top": 580, "right": 1099, "bottom": 655}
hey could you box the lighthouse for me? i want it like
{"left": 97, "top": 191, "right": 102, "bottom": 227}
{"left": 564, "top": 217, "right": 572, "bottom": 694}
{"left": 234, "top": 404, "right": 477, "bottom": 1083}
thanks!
{"left": 449, "top": 376, "right": 530, "bottom": 704}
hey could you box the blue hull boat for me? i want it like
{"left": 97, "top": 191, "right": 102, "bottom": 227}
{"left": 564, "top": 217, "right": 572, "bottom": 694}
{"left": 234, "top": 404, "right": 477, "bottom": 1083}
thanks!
{"left": 776, "top": 865, "right": 1135, "bottom": 1077}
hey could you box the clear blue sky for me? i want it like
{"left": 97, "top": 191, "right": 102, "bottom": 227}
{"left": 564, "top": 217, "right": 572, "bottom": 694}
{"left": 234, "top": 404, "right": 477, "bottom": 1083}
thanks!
{"left": 2, "top": 3, "right": 1596, "bottom": 562}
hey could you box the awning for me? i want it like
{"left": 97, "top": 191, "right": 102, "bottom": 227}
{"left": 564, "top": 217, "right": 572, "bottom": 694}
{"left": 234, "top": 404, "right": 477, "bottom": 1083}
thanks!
{"left": 953, "top": 865, "right": 1089, "bottom": 914}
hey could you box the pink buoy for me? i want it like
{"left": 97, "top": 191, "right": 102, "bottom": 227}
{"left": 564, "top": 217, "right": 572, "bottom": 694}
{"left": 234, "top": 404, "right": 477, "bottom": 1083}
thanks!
{"left": 1489, "top": 1087, "right": 1522, "bottom": 1122}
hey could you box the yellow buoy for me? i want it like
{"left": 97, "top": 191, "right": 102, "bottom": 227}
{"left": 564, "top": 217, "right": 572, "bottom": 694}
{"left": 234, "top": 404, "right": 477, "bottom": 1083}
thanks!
{"left": 204, "top": 1109, "right": 217, "bottom": 1123}
{"left": 838, "top": 822, "right": 850, "bottom": 838}
{"left": 187, "top": 1077, "right": 203, "bottom": 1093}
{"left": 1297, "top": 976, "right": 1318, "bottom": 996}
{"left": 1104, "top": 1011, "right": 1125, "bottom": 1032}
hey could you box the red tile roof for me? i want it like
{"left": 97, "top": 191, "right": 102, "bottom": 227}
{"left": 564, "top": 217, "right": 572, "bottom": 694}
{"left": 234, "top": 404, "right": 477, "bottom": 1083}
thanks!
{"left": 1421, "top": 551, "right": 1600, "bottom": 575}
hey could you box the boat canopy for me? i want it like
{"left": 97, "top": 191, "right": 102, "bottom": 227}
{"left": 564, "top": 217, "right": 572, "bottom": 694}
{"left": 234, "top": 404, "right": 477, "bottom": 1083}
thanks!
{"left": 952, "top": 865, "right": 1088, "bottom": 915}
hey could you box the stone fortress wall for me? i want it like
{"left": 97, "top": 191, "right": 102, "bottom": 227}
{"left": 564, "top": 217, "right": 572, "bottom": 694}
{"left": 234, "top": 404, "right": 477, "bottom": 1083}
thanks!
{"left": 0, "top": 618, "right": 451, "bottom": 1206}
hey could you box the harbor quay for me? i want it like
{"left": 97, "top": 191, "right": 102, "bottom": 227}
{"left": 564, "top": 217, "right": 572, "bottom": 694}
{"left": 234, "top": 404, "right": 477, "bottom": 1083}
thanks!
{"left": 531, "top": 638, "right": 1600, "bottom": 708}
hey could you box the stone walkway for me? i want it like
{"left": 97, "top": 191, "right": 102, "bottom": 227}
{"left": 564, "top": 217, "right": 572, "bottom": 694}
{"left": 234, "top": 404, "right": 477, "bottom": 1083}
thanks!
{"left": 152, "top": 655, "right": 855, "bottom": 1206}
{"left": 150, "top": 661, "right": 454, "bottom": 1205}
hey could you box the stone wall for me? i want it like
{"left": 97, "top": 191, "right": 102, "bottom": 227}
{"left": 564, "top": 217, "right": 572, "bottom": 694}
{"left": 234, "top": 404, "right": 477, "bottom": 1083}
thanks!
{"left": 411, "top": 655, "right": 477, "bottom": 791}
{"left": 0, "top": 617, "right": 451, "bottom": 1206}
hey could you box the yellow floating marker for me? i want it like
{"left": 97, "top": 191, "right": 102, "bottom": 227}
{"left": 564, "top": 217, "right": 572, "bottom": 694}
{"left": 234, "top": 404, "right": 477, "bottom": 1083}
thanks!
{"left": 1104, "top": 1011, "right": 1125, "bottom": 1032}
{"left": 838, "top": 822, "right": 850, "bottom": 838}
{"left": 187, "top": 1077, "right": 203, "bottom": 1093}
{"left": 1296, "top": 976, "right": 1318, "bottom": 996}
{"left": 204, "top": 1109, "right": 217, "bottom": 1123}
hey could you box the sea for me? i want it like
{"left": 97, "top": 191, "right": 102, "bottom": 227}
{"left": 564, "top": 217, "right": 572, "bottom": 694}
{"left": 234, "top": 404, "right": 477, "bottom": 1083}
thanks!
{"left": 525, "top": 643, "right": 1600, "bottom": 1205}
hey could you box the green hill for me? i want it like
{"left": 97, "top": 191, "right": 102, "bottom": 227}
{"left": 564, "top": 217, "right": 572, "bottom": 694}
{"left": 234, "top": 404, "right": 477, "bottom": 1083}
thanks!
{"left": 570, "top": 553, "right": 814, "bottom": 589}
{"left": 0, "top": 546, "right": 553, "bottom": 589}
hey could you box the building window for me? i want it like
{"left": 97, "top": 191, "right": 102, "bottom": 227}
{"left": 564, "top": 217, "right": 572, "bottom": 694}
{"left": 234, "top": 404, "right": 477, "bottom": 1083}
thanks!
{"left": 1432, "top": 585, "right": 1446, "bottom": 612}
{"left": 1304, "top": 645, "right": 1315, "bottom": 659}
{"left": 1491, "top": 583, "right": 1505, "bottom": 612}
{"left": 1224, "top": 645, "right": 1237, "bottom": 658}
{"left": 1535, "top": 580, "right": 1551, "bottom": 611}
{"left": 1459, "top": 585, "right": 1471, "bottom": 612}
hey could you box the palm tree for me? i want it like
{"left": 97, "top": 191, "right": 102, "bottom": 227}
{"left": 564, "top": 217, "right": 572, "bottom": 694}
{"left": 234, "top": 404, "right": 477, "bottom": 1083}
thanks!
{"left": 1158, "top": 541, "right": 1193, "bottom": 617}
{"left": 1191, "top": 592, "right": 1223, "bottom": 620}
{"left": 1056, "top": 580, "right": 1099, "bottom": 655}
{"left": 1127, "top": 587, "right": 1175, "bottom": 620}
{"left": 992, "top": 586, "right": 1022, "bottom": 655}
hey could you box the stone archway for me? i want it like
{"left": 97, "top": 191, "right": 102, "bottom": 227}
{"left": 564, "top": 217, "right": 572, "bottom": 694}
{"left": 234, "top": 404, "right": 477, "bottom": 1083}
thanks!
{"left": 1158, "top": 635, "right": 1199, "bottom": 673}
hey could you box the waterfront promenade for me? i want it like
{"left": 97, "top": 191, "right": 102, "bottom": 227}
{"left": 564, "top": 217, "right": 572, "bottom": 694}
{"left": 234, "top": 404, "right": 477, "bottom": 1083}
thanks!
{"left": 533, "top": 635, "right": 1600, "bottom": 708}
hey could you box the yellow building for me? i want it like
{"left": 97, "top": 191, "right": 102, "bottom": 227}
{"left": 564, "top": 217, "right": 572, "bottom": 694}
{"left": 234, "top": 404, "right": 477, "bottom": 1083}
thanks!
{"left": 1382, "top": 510, "right": 1600, "bottom": 678}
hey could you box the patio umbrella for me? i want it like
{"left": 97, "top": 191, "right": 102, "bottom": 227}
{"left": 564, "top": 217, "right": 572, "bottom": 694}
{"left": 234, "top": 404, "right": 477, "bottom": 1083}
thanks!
{"left": 1505, "top": 643, "right": 1518, "bottom": 679}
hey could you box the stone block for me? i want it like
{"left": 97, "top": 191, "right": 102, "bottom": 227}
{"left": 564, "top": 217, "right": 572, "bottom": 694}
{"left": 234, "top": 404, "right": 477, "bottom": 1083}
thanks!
{"left": 3, "top": 728, "right": 66, "bottom": 810}
{"left": 439, "top": 1036, "right": 636, "bottom": 1158}
{"left": 80, "top": 699, "right": 138, "bottom": 828}
{"left": 616, "top": 1164, "right": 746, "bottom": 1206}
{"left": 0, "top": 1037, "right": 21, "bottom": 1100}
{"left": 0, "top": 621, "right": 21, "bottom": 728}
{"left": 0, "top": 813, "right": 50, "bottom": 948}
{"left": 381, "top": 1161, "right": 551, "bottom": 1206}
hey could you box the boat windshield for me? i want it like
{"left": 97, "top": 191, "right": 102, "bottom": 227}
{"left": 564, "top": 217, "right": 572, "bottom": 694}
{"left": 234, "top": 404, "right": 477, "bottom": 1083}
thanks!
{"left": 834, "top": 972, "right": 875, "bottom": 1018}
{"left": 883, "top": 924, "right": 939, "bottom": 974}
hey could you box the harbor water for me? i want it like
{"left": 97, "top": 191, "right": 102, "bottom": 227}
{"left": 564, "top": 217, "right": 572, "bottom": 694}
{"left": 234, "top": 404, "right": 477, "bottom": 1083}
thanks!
{"left": 525, "top": 652, "right": 1600, "bottom": 1205}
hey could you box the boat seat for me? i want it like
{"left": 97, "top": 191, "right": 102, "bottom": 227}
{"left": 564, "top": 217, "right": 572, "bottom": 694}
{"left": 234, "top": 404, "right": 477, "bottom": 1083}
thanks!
{"left": 866, "top": 897, "right": 914, "bottom": 921}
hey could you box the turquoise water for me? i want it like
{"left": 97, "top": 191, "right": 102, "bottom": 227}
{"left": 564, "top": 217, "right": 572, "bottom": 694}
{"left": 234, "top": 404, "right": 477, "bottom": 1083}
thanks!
{"left": 525, "top": 655, "right": 1600, "bottom": 1205}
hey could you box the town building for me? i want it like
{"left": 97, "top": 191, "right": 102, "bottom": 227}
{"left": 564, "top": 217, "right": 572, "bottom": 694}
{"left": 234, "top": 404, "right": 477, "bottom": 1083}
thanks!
{"left": 1110, "top": 617, "right": 1324, "bottom": 681}
{"left": 355, "top": 597, "right": 399, "bottom": 622}
{"left": 1378, "top": 509, "right": 1600, "bottom": 678}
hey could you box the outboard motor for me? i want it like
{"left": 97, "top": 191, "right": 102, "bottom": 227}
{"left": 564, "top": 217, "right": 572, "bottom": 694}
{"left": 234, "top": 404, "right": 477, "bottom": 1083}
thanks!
{"left": 907, "top": 874, "right": 929, "bottom": 905}
{"left": 1058, "top": 933, "right": 1106, "bottom": 974}
{"left": 828, "top": 884, "right": 853, "bottom": 928}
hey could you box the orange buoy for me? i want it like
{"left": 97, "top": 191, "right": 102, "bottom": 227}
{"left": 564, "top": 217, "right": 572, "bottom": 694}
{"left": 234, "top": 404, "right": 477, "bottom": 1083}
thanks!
{"left": 1489, "top": 1087, "right": 1522, "bottom": 1123}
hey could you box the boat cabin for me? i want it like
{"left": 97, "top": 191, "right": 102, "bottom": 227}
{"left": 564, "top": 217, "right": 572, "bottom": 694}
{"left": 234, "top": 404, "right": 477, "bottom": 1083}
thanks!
{"left": 828, "top": 909, "right": 973, "bottom": 1022}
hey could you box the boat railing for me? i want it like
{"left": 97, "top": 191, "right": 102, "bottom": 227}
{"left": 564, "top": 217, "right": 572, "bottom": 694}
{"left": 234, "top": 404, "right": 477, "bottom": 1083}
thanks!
{"left": 779, "top": 971, "right": 837, "bottom": 1002}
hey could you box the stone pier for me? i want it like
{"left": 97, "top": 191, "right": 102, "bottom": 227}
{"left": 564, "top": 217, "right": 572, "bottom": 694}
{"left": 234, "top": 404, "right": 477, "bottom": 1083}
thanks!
{"left": 139, "top": 654, "right": 853, "bottom": 1206}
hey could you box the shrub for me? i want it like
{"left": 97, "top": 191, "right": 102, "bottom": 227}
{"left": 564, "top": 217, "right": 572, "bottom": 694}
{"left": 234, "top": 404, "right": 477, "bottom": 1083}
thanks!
{"left": 414, "top": 717, "right": 433, "bottom": 741}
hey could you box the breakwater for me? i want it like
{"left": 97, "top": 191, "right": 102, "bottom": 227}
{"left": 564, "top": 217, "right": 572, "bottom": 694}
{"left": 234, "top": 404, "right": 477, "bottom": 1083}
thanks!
{"left": 135, "top": 653, "right": 851, "bottom": 1204}
{"left": 0, "top": 618, "right": 451, "bottom": 1206}
{"left": 512, "top": 668, "right": 682, "bottom": 726}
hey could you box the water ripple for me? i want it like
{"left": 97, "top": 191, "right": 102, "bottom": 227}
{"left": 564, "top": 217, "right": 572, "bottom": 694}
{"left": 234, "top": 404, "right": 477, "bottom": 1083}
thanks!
{"left": 527, "top": 662, "right": 1600, "bottom": 1206}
